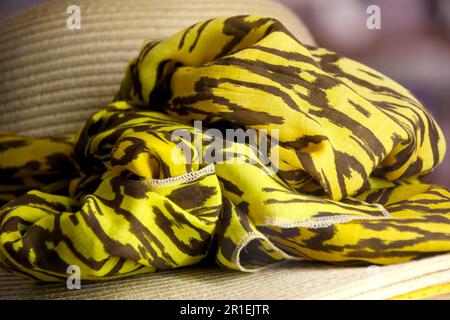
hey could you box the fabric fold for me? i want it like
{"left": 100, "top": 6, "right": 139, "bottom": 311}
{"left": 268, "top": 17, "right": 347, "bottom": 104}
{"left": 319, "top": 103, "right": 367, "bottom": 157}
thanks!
{"left": 0, "top": 16, "right": 449, "bottom": 281}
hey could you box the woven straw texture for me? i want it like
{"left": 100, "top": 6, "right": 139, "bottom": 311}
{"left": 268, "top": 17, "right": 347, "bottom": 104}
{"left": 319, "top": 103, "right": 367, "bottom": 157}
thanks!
{"left": 0, "top": 0, "right": 314, "bottom": 137}
{"left": 1, "top": 253, "right": 449, "bottom": 300}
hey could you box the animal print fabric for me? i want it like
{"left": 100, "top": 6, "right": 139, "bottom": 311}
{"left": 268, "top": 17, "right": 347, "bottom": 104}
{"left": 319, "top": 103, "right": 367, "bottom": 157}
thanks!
{"left": 0, "top": 16, "right": 449, "bottom": 281}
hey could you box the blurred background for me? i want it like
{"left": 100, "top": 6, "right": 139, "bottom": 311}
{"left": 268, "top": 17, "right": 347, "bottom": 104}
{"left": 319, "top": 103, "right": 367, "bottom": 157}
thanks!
{"left": 1, "top": 0, "right": 449, "bottom": 187}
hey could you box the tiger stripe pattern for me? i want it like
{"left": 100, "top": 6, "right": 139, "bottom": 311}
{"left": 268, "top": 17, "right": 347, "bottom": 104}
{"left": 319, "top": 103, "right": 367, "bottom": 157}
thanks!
{"left": 0, "top": 16, "right": 449, "bottom": 281}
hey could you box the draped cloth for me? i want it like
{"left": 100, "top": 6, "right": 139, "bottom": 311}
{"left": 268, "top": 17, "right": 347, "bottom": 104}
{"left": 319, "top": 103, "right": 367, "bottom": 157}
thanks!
{"left": 0, "top": 16, "right": 449, "bottom": 281}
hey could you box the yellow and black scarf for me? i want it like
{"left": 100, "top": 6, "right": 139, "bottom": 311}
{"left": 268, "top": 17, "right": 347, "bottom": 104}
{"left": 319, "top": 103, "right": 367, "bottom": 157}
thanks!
{"left": 1, "top": 16, "right": 449, "bottom": 281}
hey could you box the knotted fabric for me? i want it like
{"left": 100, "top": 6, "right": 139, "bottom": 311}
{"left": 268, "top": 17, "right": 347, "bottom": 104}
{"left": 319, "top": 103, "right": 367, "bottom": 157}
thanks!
{"left": 0, "top": 16, "right": 449, "bottom": 281}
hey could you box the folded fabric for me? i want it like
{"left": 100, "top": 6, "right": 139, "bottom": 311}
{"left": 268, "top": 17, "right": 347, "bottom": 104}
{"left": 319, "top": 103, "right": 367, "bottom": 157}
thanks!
{"left": 0, "top": 16, "right": 449, "bottom": 281}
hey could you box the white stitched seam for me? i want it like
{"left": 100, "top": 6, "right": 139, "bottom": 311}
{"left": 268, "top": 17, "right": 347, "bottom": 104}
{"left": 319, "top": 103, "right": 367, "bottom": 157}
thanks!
{"left": 231, "top": 232, "right": 302, "bottom": 273}
{"left": 262, "top": 203, "right": 390, "bottom": 229}
{"left": 141, "top": 164, "right": 215, "bottom": 188}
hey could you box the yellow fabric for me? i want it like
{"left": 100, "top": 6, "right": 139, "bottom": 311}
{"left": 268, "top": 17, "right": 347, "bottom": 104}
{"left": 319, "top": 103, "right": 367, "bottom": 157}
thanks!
{"left": 0, "top": 16, "right": 449, "bottom": 282}
{"left": 391, "top": 282, "right": 450, "bottom": 300}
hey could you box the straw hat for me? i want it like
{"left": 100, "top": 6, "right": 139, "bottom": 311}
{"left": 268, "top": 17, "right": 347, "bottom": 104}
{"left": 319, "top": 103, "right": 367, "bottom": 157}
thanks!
{"left": 0, "top": 0, "right": 449, "bottom": 300}
{"left": 1, "top": 253, "right": 450, "bottom": 299}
